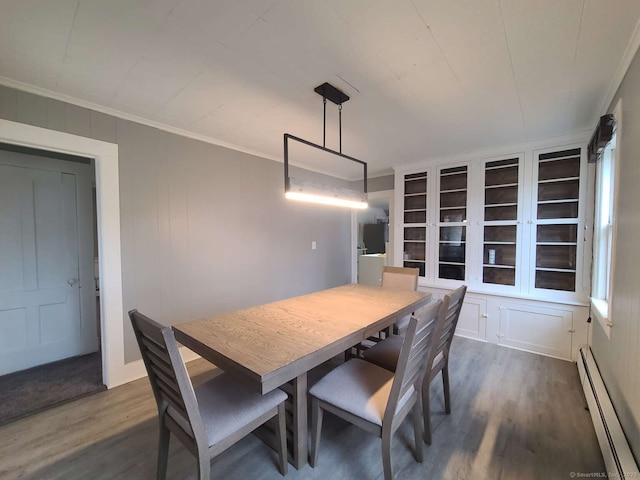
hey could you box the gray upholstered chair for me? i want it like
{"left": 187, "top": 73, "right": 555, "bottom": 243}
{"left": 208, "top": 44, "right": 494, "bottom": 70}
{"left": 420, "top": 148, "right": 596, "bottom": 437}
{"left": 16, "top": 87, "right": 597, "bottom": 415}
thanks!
{"left": 363, "top": 285, "right": 467, "bottom": 444}
{"left": 381, "top": 266, "right": 419, "bottom": 334}
{"left": 381, "top": 266, "right": 419, "bottom": 290}
{"left": 309, "top": 300, "right": 442, "bottom": 480}
{"left": 351, "top": 266, "right": 420, "bottom": 358}
{"left": 129, "top": 309, "right": 288, "bottom": 480}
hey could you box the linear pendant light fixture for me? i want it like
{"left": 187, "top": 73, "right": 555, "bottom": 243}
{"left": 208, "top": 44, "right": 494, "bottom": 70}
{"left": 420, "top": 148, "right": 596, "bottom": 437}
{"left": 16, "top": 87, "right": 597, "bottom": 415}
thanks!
{"left": 284, "top": 82, "right": 368, "bottom": 209}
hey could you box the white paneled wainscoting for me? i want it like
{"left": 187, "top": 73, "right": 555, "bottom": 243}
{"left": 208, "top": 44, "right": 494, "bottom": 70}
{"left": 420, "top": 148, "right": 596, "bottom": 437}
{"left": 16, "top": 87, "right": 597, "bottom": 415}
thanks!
{"left": 422, "top": 286, "right": 589, "bottom": 362}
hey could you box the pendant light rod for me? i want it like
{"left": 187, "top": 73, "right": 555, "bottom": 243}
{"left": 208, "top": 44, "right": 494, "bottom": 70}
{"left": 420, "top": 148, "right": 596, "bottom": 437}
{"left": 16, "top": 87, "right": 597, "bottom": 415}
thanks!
{"left": 314, "top": 82, "right": 349, "bottom": 153}
{"left": 339, "top": 104, "right": 342, "bottom": 154}
{"left": 323, "top": 97, "right": 327, "bottom": 148}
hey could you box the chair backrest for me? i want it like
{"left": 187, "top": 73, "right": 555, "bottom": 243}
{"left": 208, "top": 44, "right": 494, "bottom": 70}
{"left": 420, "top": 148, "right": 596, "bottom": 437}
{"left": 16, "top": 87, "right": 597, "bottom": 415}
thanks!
{"left": 433, "top": 285, "right": 467, "bottom": 358}
{"left": 129, "top": 309, "right": 207, "bottom": 455}
{"left": 381, "top": 266, "right": 419, "bottom": 291}
{"left": 383, "top": 299, "right": 442, "bottom": 425}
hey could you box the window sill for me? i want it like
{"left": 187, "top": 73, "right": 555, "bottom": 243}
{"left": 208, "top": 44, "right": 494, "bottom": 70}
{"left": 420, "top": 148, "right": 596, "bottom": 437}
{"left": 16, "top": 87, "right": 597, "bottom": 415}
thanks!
{"left": 590, "top": 297, "right": 612, "bottom": 339}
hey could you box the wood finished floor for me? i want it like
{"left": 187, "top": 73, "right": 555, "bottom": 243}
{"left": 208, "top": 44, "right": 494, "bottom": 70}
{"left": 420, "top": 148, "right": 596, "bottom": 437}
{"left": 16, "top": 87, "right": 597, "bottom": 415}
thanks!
{"left": 0, "top": 337, "right": 604, "bottom": 480}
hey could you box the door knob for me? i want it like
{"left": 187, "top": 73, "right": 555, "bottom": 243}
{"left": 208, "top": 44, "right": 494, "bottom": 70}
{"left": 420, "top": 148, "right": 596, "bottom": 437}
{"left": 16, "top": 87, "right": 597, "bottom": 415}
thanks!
{"left": 67, "top": 278, "right": 78, "bottom": 286}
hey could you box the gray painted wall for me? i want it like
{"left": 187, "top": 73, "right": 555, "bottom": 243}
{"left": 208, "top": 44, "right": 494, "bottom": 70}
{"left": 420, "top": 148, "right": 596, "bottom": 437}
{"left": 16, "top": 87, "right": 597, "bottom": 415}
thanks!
{"left": 591, "top": 47, "right": 640, "bottom": 461}
{"left": 0, "top": 85, "right": 352, "bottom": 363}
{"left": 350, "top": 173, "right": 394, "bottom": 194}
{"left": 368, "top": 174, "right": 394, "bottom": 192}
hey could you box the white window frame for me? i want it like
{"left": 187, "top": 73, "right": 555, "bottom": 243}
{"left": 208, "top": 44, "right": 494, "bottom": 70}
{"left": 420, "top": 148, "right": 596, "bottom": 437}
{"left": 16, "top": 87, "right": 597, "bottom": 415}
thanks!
{"left": 591, "top": 99, "right": 621, "bottom": 339}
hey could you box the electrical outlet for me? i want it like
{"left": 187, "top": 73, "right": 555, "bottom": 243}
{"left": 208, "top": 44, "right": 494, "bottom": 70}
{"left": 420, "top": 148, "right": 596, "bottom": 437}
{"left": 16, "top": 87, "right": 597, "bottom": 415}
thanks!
{"left": 311, "top": 241, "right": 317, "bottom": 250}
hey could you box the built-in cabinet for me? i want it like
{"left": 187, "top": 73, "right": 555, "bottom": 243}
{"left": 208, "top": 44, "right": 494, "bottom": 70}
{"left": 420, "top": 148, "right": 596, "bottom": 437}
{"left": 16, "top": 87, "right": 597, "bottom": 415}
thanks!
{"left": 531, "top": 148, "right": 582, "bottom": 293}
{"left": 394, "top": 140, "right": 591, "bottom": 361}
{"left": 482, "top": 157, "right": 521, "bottom": 288}
{"left": 438, "top": 166, "right": 468, "bottom": 281}
{"left": 403, "top": 172, "right": 428, "bottom": 277}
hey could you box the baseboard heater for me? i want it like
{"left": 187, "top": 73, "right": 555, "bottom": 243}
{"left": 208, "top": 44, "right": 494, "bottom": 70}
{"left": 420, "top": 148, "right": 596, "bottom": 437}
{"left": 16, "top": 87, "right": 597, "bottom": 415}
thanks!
{"left": 578, "top": 346, "right": 639, "bottom": 477}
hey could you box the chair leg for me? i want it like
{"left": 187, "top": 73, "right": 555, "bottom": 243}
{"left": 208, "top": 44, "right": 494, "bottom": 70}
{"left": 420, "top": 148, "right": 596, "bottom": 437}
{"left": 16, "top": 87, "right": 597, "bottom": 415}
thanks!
{"left": 157, "top": 420, "right": 170, "bottom": 480}
{"left": 381, "top": 425, "right": 394, "bottom": 480}
{"left": 422, "top": 378, "right": 432, "bottom": 445}
{"left": 443, "top": 363, "right": 451, "bottom": 414}
{"left": 309, "top": 397, "right": 323, "bottom": 468}
{"left": 196, "top": 451, "right": 210, "bottom": 480}
{"left": 411, "top": 402, "right": 424, "bottom": 463}
{"left": 275, "top": 403, "right": 288, "bottom": 475}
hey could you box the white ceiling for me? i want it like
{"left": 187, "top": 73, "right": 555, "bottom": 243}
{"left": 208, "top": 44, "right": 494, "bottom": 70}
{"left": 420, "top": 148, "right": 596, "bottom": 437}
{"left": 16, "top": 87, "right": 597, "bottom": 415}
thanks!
{"left": 1, "top": 0, "right": 639, "bottom": 177}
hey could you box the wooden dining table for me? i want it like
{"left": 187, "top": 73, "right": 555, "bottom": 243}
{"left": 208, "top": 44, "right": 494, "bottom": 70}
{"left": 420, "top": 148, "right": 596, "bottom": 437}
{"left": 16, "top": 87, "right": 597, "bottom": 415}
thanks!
{"left": 172, "top": 283, "right": 431, "bottom": 469}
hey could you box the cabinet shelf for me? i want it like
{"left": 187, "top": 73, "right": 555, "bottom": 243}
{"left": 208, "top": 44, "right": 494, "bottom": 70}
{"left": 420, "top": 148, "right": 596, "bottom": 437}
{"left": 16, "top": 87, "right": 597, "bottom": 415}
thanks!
{"left": 536, "top": 242, "right": 577, "bottom": 246}
{"left": 404, "top": 208, "right": 427, "bottom": 212}
{"left": 536, "top": 267, "right": 576, "bottom": 273}
{"left": 440, "top": 170, "right": 466, "bottom": 177}
{"left": 485, "top": 202, "right": 518, "bottom": 208}
{"left": 484, "top": 241, "right": 516, "bottom": 245}
{"left": 538, "top": 155, "right": 578, "bottom": 163}
{"left": 537, "top": 199, "right": 578, "bottom": 205}
{"left": 404, "top": 192, "right": 427, "bottom": 198}
{"left": 403, "top": 240, "right": 426, "bottom": 243}
{"left": 439, "top": 261, "right": 465, "bottom": 266}
{"left": 485, "top": 182, "right": 518, "bottom": 189}
{"left": 485, "top": 165, "right": 516, "bottom": 171}
{"left": 404, "top": 192, "right": 426, "bottom": 200}
{"left": 483, "top": 264, "right": 516, "bottom": 269}
{"left": 538, "top": 176, "right": 580, "bottom": 184}
{"left": 440, "top": 188, "right": 467, "bottom": 194}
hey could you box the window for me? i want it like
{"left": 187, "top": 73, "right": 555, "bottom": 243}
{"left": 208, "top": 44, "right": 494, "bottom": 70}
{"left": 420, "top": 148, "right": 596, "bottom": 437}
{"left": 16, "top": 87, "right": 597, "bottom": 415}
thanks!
{"left": 593, "top": 138, "right": 615, "bottom": 300}
{"left": 591, "top": 102, "right": 620, "bottom": 337}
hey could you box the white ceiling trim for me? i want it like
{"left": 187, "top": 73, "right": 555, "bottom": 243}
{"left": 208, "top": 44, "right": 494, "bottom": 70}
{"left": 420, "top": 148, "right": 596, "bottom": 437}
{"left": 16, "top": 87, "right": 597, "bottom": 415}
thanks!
{"left": 0, "top": 75, "right": 398, "bottom": 183}
{"left": 599, "top": 16, "right": 640, "bottom": 115}
{"left": 0, "top": 74, "right": 283, "bottom": 163}
{"left": 393, "top": 129, "right": 591, "bottom": 173}
{"left": 0, "top": 75, "right": 394, "bottom": 182}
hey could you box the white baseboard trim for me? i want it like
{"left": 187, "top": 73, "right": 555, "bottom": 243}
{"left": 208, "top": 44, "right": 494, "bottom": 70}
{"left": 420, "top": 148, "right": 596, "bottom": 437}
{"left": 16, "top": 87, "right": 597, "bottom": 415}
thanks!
{"left": 578, "top": 346, "right": 639, "bottom": 477}
{"left": 106, "top": 347, "right": 202, "bottom": 388}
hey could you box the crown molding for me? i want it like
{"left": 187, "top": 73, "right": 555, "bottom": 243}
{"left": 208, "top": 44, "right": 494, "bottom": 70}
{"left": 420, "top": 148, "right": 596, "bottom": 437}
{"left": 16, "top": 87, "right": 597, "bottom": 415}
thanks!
{"left": 0, "top": 75, "right": 283, "bottom": 164}
{"left": 599, "top": 16, "right": 640, "bottom": 115}
{"left": 393, "top": 129, "right": 591, "bottom": 173}
{"left": 0, "top": 76, "right": 384, "bottom": 181}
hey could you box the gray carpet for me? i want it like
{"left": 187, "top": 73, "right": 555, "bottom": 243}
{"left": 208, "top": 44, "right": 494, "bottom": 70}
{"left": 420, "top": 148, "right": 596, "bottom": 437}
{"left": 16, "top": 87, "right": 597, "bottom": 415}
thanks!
{"left": 0, "top": 352, "right": 106, "bottom": 425}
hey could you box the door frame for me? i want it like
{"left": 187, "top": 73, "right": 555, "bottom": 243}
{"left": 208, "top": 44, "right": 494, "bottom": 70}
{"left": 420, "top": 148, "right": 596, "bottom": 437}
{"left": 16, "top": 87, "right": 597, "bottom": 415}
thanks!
{"left": 0, "top": 119, "right": 127, "bottom": 387}
{"left": 0, "top": 154, "right": 98, "bottom": 371}
{"left": 351, "top": 189, "right": 395, "bottom": 282}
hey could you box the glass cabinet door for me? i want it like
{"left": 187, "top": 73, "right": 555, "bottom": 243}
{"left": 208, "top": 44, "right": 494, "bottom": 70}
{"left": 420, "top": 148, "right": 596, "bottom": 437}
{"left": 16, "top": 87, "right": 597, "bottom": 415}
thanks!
{"left": 534, "top": 148, "right": 581, "bottom": 292}
{"left": 482, "top": 158, "right": 520, "bottom": 287}
{"left": 438, "top": 166, "right": 467, "bottom": 281}
{"left": 403, "top": 172, "right": 427, "bottom": 277}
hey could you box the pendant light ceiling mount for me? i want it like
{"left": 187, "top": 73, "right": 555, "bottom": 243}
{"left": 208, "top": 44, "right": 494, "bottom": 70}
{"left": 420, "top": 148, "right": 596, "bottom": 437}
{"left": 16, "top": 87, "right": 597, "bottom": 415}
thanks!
{"left": 313, "top": 82, "right": 350, "bottom": 105}
{"left": 284, "top": 82, "right": 368, "bottom": 210}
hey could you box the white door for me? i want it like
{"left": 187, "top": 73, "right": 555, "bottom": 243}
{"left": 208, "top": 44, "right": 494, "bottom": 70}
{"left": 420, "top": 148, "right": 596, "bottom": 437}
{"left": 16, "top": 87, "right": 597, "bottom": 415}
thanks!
{"left": 0, "top": 155, "right": 96, "bottom": 375}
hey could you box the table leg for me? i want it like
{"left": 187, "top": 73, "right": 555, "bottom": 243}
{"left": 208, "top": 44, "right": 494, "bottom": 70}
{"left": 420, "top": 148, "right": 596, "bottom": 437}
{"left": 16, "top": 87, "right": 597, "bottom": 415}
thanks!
{"left": 291, "top": 372, "right": 308, "bottom": 469}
